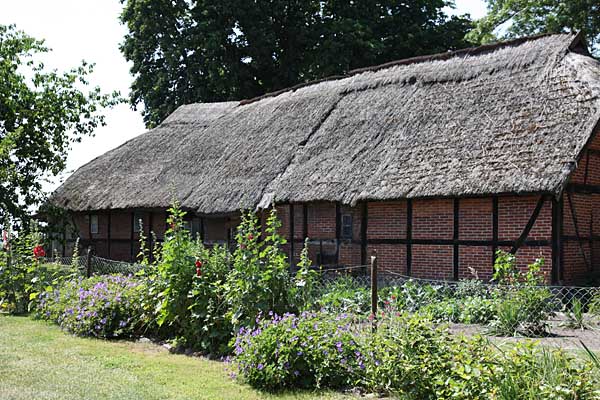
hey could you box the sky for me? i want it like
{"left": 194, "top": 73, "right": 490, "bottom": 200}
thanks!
{"left": 0, "top": 0, "right": 488, "bottom": 192}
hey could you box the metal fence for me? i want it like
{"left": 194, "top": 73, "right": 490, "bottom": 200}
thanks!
{"left": 41, "top": 255, "right": 143, "bottom": 276}
{"left": 41, "top": 254, "right": 600, "bottom": 345}
{"left": 313, "top": 262, "right": 600, "bottom": 345}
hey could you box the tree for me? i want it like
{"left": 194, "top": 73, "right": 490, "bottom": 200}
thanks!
{"left": 119, "top": 0, "right": 473, "bottom": 128}
{"left": 0, "top": 25, "right": 120, "bottom": 223}
{"left": 468, "top": 0, "right": 600, "bottom": 54}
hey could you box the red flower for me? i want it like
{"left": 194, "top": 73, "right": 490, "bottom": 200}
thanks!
{"left": 195, "top": 260, "right": 203, "bottom": 268}
{"left": 391, "top": 295, "right": 396, "bottom": 300}
{"left": 240, "top": 243, "right": 246, "bottom": 249}
{"left": 196, "top": 267, "right": 202, "bottom": 277}
{"left": 33, "top": 245, "right": 46, "bottom": 258}
{"left": 247, "top": 233, "right": 254, "bottom": 241}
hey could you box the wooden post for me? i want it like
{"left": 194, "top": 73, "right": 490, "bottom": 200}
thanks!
{"left": 85, "top": 247, "right": 93, "bottom": 278}
{"left": 371, "top": 250, "right": 378, "bottom": 333}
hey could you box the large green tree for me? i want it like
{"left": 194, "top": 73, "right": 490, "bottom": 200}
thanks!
{"left": 468, "top": 0, "right": 600, "bottom": 54}
{"left": 119, "top": 0, "right": 473, "bottom": 127}
{"left": 0, "top": 25, "right": 119, "bottom": 223}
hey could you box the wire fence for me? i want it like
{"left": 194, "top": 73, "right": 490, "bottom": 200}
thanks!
{"left": 41, "top": 255, "right": 144, "bottom": 276}
{"left": 41, "top": 255, "right": 600, "bottom": 343}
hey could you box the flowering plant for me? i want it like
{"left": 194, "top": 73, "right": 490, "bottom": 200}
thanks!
{"left": 33, "top": 245, "right": 46, "bottom": 258}
{"left": 36, "top": 274, "right": 146, "bottom": 338}
{"left": 231, "top": 311, "right": 362, "bottom": 391}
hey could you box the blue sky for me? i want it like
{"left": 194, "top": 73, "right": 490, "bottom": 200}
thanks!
{"left": 0, "top": 0, "right": 488, "bottom": 191}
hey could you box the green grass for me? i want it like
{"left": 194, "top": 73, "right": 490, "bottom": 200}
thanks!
{"left": 0, "top": 316, "right": 350, "bottom": 400}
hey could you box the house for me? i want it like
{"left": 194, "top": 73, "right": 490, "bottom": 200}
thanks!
{"left": 51, "top": 33, "right": 600, "bottom": 284}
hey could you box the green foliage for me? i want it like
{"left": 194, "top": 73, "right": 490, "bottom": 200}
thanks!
{"left": 468, "top": 0, "right": 600, "bottom": 56}
{"left": 0, "top": 224, "right": 76, "bottom": 314}
{"left": 491, "top": 343, "right": 599, "bottom": 400}
{"left": 119, "top": 0, "right": 472, "bottom": 127}
{"left": 155, "top": 201, "right": 202, "bottom": 330}
{"left": 36, "top": 274, "right": 146, "bottom": 338}
{"left": 186, "top": 245, "right": 232, "bottom": 355}
{"left": 0, "top": 24, "right": 120, "bottom": 221}
{"left": 225, "top": 208, "right": 293, "bottom": 331}
{"left": 290, "top": 239, "right": 320, "bottom": 312}
{"left": 234, "top": 311, "right": 600, "bottom": 398}
{"left": 383, "top": 279, "right": 443, "bottom": 312}
{"left": 562, "top": 297, "right": 593, "bottom": 330}
{"left": 488, "top": 252, "right": 554, "bottom": 336}
{"left": 589, "top": 292, "right": 600, "bottom": 317}
{"left": 314, "top": 275, "right": 370, "bottom": 314}
{"left": 232, "top": 311, "right": 363, "bottom": 391}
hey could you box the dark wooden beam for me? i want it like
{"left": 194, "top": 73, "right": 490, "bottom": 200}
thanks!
{"left": 560, "top": 195, "right": 565, "bottom": 281}
{"left": 492, "top": 196, "right": 498, "bottom": 267}
{"left": 453, "top": 198, "right": 459, "bottom": 281}
{"left": 361, "top": 202, "right": 368, "bottom": 266}
{"left": 303, "top": 204, "right": 308, "bottom": 240}
{"left": 335, "top": 203, "right": 341, "bottom": 264}
{"left": 551, "top": 198, "right": 561, "bottom": 284}
{"left": 584, "top": 150, "right": 590, "bottom": 185}
{"left": 367, "top": 238, "right": 550, "bottom": 246}
{"left": 200, "top": 217, "right": 205, "bottom": 243}
{"left": 130, "top": 211, "right": 135, "bottom": 262}
{"left": 510, "top": 196, "right": 546, "bottom": 254}
{"left": 289, "top": 204, "right": 295, "bottom": 268}
{"left": 566, "top": 183, "right": 600, "bottom": 194}
{"left": 107, "top": 211, "right": 112, "bottom": 259}
{"left": 148, "top": 212, "right": 153, "bottom": 262}
{"left": 406, "top": 199, "right": 412, "bottom": 276}
{"left": 566, "top": 191, "right": 592, "bottom": 271}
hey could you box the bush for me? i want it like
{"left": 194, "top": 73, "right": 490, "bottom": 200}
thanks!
{"left": 233, "top": 311, "right": 600, "bottom": 399}
{"left": 232, "top": 311, "right": 362, "bottom": 391}
{"left": 36, "top": 274, "right": 146, "bottom": 338}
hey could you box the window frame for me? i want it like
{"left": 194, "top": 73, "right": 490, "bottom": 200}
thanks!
{"left": 341, "top": 214, "right": 353, "bottom": 239}
{"left": 90, "top": 215, "right": 99, "bottom": 235}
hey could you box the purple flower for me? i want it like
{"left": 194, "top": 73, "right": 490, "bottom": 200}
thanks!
{"left": 336, "top": 342, "right": 343, "bottom": 352}
{"left": 293, "top": 370, "right": 300, "bottom": 376}
{"left": 257, "top": 363, "right": 264, "bottom": 370}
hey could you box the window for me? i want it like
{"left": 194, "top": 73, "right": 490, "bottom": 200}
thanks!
{"left": 341, "top": 214, "right": 353, "bottom": 239}
{"left": 90, "top": 215, "right": 99, "bottom": 235}
{"left": 133, "top": 212, "right": 144, "bottom": 233}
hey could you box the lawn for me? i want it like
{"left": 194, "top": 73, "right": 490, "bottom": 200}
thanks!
{"left": 0, "top": 316, "right": 350, "bottom": 400}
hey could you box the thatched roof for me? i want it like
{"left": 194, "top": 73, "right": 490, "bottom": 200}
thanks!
{"left": 52, "top": 33, "right": 600, "bottom": 214}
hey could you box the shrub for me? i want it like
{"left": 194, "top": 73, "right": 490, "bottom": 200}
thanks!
{"left": 36, "top": 274, "right": 145, "bottom": 338}
{"left": 234, "top": 311, "right": 600, "bottom": 399}
{"left": 362, "top": 314, "right": 498, "bottom": 399}
{"left": 232, "top": 311, "right": 362, "bottom": 391}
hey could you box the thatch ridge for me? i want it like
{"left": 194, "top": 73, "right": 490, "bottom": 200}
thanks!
{"left": 51, "top": 33, "right": 600, "bottom": 214}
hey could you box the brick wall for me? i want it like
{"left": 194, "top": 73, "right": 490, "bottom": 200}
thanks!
{"left": 66, "top": 195, "right": 557, "bottom": 281}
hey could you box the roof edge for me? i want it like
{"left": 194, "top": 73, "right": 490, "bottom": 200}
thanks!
{"left": 240, "top": 32, "right": 581, "bottom": 107}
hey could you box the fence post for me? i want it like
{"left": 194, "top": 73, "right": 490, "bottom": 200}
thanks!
{"left": 86, "top": 247, "right": 92, "bottom": 278}
{"left": 371, "top": 250, "right": 378, "bottom": 333}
